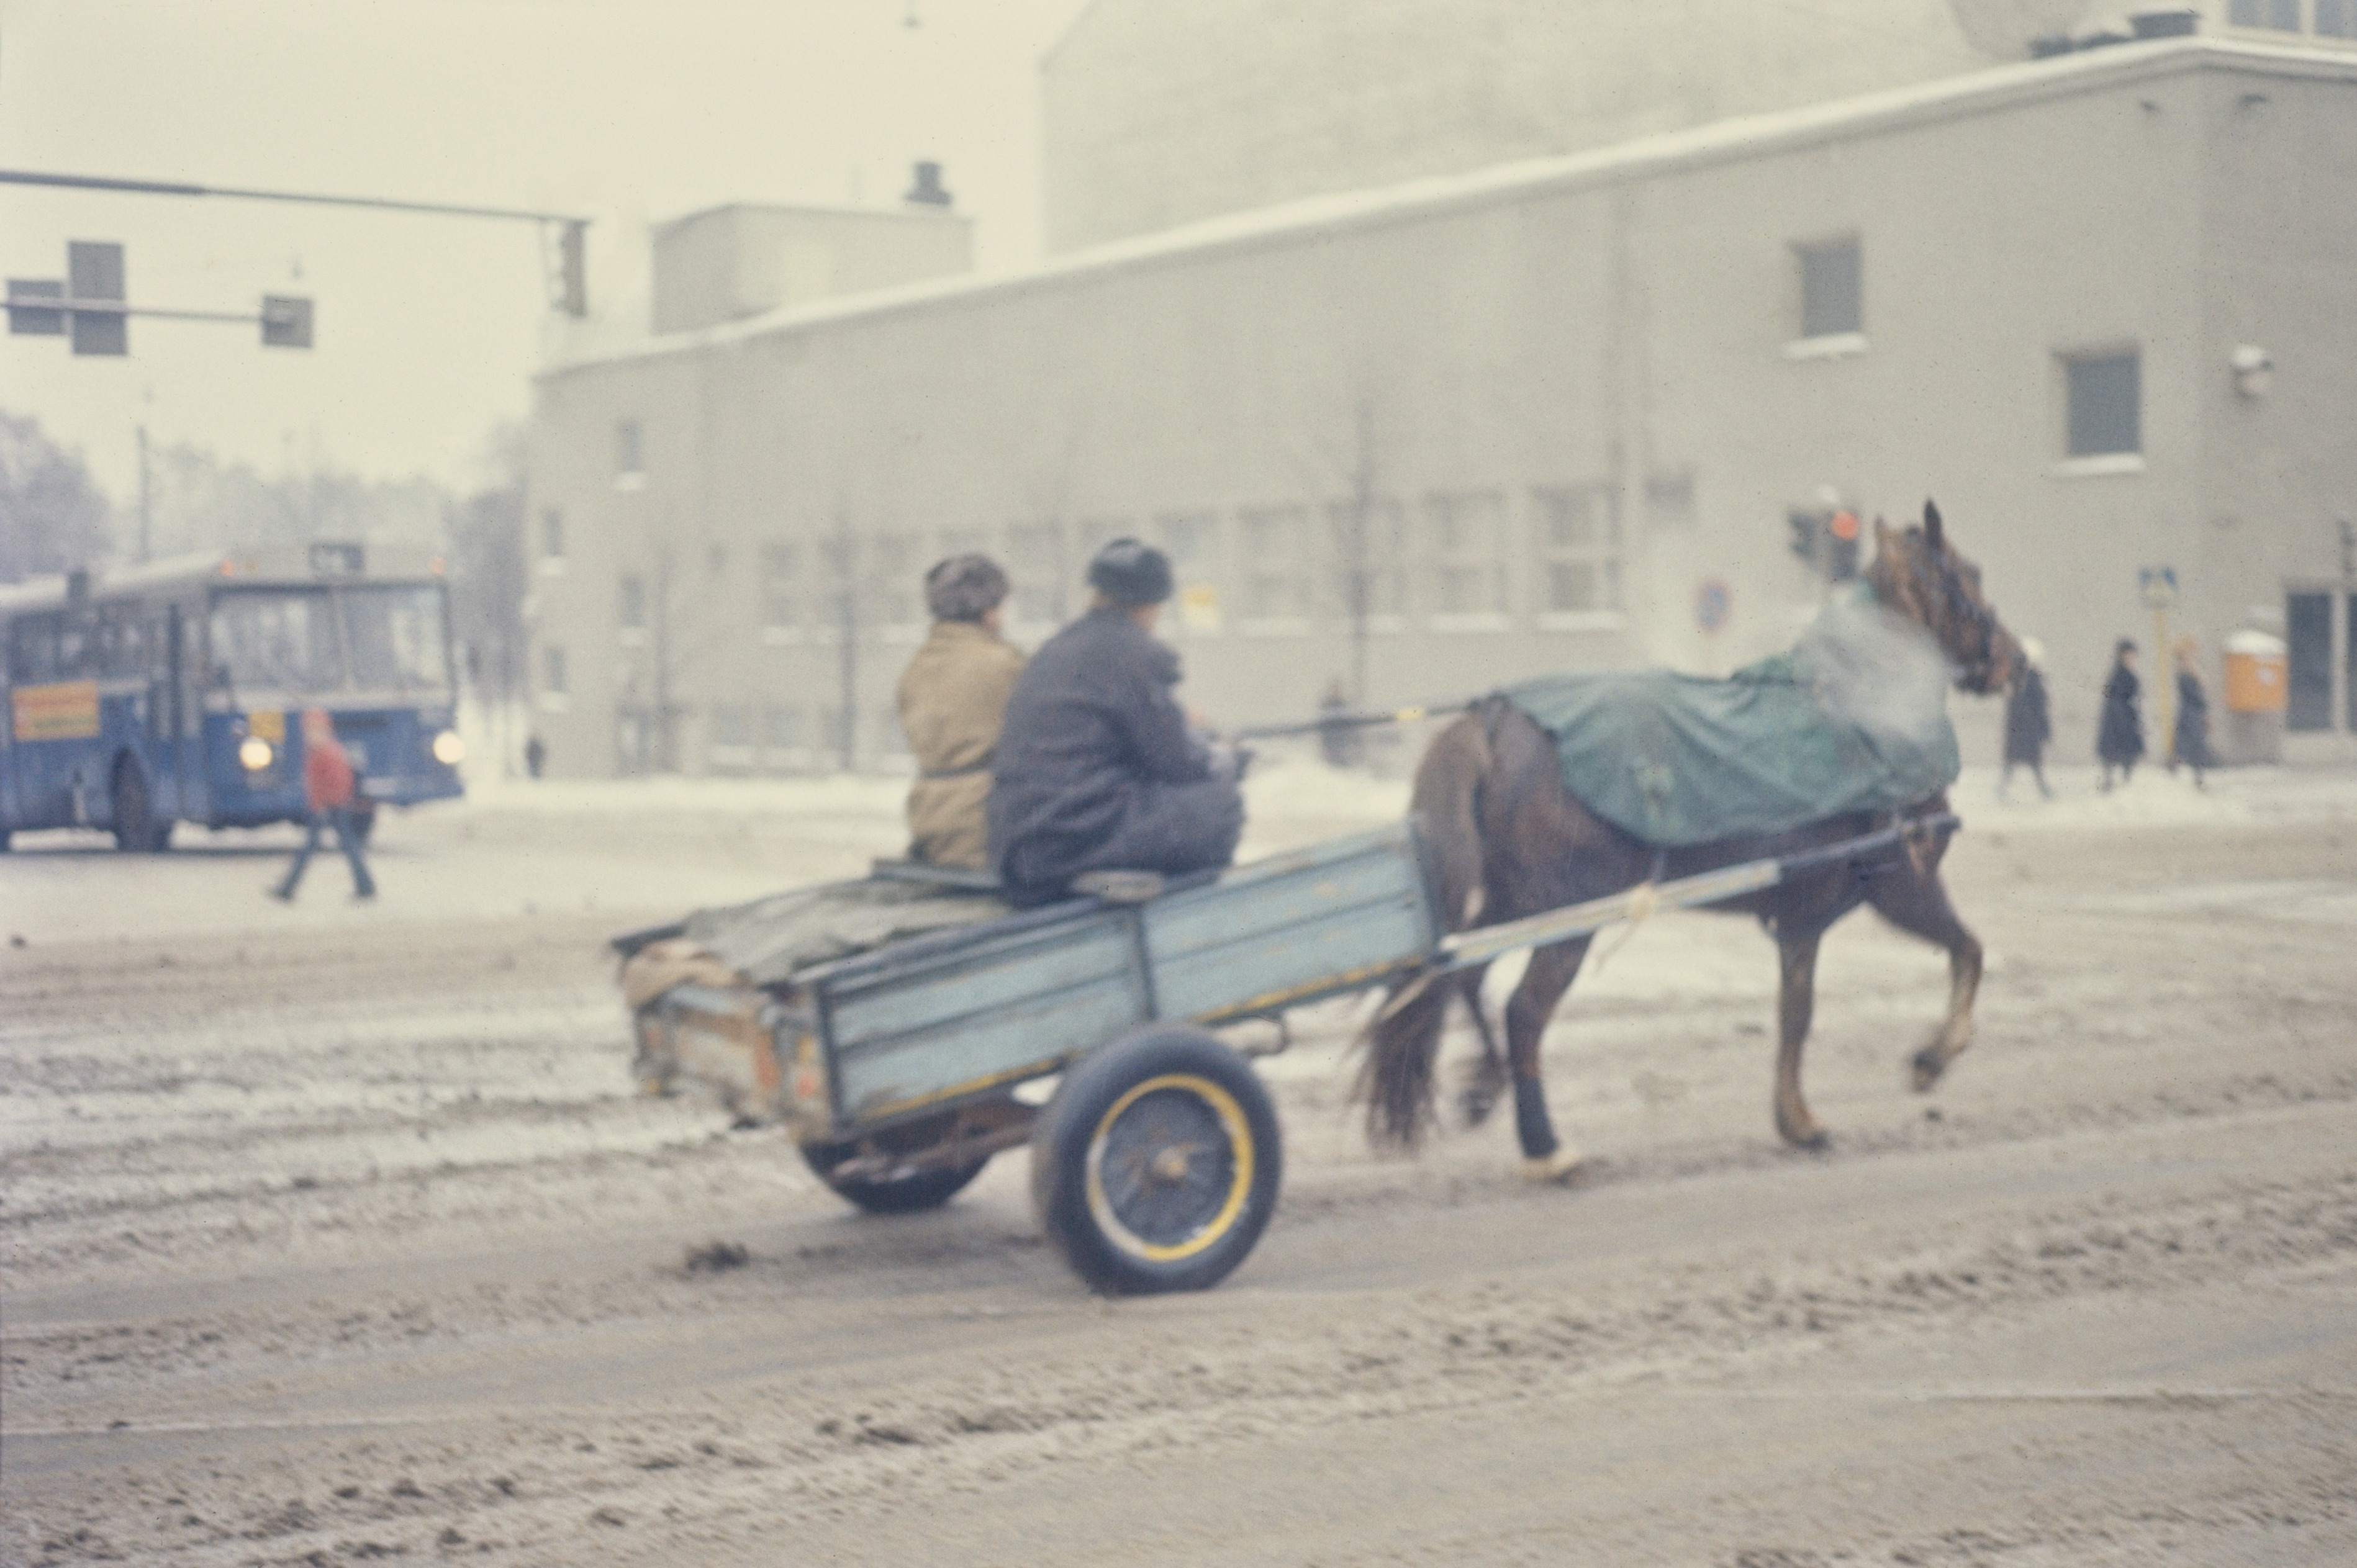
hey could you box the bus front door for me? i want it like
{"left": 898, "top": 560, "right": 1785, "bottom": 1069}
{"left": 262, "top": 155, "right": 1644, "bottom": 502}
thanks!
{"left": 167, "top": 603, "right": 208, "bottom": 826}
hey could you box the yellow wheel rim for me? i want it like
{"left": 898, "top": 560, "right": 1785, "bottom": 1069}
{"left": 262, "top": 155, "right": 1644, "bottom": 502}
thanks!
{"left": 1083, "top": 1073, "right": 1254, "bottom": 1263}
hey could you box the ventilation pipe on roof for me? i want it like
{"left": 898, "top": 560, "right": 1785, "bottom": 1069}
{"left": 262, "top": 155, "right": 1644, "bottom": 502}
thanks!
{"left": 904, "top": 161, "right": 953, "bottom": 209}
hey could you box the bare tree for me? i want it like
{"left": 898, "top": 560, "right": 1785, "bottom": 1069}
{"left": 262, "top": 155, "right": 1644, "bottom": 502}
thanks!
{"left": 446, "top": 428, "right": 528, "bottom": 765}
{"left": 0, "top": 408, "right": 114, "bottom": 583}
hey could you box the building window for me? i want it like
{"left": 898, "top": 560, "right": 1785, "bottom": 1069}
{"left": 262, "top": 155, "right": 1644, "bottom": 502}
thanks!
{"left": 1156, "top": 511, "right": 1223, "bottom": 633}
{"left": 615, "top": 419, "right": 643, "bottom": 480}
{"left": 708, "top": 705, "right": 754, "bottom": 770}
{"left": 760, "top": 541, "right": 798, "bottom": 631}
{"left": 1645, "top": 469, "right": 1697, "bottom": 529}
{"left": 618, "top": 572, "right": 648, "bottom": 633}
{"left": 867, "top": 533, "right": 921, "bottom": 627}
{"left": 1325, "top": 496, "right": 1406, "bottom": 625}
{"left": 2065, "top": 351, "right": 2140, "bottom": 457}
{"left": 2228, "top": 0, "right": 2300, "bottom": 28}
{"left": 541, "top": 508, "right": 566, "bottom": 559}
{"left": 1423, "top": 490, "right": 1507, "bottom": 618}
{"left": 1005, "top": 523, "right": 1067, "bottom": 626}
{"left": 764, "top": 706, "right": 805, "bottom": 753}
{"left": 542, "top": 644, "right": 569, "bottom": 695}
{"left": 1796, "top": 238, "right": 1862, "bottom": 341}
{"left": 1532, "top": 486, "right": 1623, "bottom": 616}
{"left": 2319, "top": 0, "right": 2356, "bottom": 35}
{"left": 1237, "top": 505, "right": 1311, "bottom": 624}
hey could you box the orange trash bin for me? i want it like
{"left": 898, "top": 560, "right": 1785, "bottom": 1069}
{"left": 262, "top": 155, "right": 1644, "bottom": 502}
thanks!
{"left": 2223, "top": 630, "right": 2287, "bottom": 713}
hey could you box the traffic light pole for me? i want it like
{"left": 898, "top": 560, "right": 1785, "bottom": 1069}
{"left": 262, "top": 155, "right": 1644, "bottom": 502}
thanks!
{"left": 0, "top": 168, "right": 591, "bottom": 315}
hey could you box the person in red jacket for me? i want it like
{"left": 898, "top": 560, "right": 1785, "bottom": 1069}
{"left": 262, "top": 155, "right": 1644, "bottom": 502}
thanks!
{"left": 271, "top": 707, "right": 378, "bottom": 901}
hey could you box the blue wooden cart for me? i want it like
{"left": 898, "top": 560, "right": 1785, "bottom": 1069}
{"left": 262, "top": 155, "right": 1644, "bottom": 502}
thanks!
{"left": 618, "top": 813, "right": 1949, "bottom": 1294}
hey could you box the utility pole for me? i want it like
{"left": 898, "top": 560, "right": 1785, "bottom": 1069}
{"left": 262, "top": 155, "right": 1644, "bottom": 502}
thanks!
{"left": 137, "top": 423, "right": 152, "bottom": 563}
{"left": 833, "top": 508, "right": 860, "bottom": 772}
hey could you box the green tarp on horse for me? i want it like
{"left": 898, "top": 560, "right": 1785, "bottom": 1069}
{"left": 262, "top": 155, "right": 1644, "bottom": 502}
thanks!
{"left": 1504, "top": 593, "right": 1959, "bottom": 847}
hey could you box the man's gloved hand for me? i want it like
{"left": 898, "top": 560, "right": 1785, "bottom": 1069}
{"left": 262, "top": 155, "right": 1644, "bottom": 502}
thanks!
{"left": 1206, "top": 738, "right": 1255, "bottom": 788}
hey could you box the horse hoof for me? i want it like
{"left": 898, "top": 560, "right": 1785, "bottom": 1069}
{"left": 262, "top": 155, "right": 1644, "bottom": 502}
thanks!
{"left": 1786, "top": 1127, "right": 1832, "bottom": 1153}
{"left": 1519, "top": 1149, "right": 1585, "bottom": 1184}
{"left": 1911, "top": 1047, "right": 1947, "bottom": 1091}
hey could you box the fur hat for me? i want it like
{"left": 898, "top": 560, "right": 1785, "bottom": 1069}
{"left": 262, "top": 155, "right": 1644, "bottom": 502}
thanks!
{"left": 1086, "top": 538, "right": 1174, "bottom": 607}
{"left": 924, "top": 554, "right": 1010, "bottom": 622}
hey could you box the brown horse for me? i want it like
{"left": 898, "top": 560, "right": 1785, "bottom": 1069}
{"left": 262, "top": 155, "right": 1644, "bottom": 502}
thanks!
{"left": 1360, "top": 501, "right": 2021, "bottom": 1178}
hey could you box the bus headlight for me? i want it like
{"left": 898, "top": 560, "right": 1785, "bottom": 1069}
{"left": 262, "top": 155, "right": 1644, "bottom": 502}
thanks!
{"left": 431, "top": 729, "right": 466, "bottom": 766}
{"left": 238, "top": 736, "right": 275, "bottom": 771}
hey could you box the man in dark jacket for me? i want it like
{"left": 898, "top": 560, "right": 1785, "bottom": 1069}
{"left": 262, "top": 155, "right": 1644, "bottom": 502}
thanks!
{"left": 987, "top": 539, "right": 1244, "bottom": 905}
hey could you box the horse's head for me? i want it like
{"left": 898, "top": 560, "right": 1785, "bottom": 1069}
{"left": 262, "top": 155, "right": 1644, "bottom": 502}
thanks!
{"left": 1865, "top": 500, "right": 2020, "bottom": 696}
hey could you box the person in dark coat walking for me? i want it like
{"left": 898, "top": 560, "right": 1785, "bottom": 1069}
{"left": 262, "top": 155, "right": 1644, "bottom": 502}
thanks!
{"left": 2169, "top": 635, "right": 2215, "bottom": 789}
{"left": 987, "top": 539, "right": 1244, "bottom": 906}
{"left": 1999, "top": 635, "right": 2053, "bottom": 801}
{"left": 2096, "top": 638, "right": 2143, "bottom": 791}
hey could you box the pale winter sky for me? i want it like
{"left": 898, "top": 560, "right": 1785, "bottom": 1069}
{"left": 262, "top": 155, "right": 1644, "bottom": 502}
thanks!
{"left": 0, "top": 0, "right": 1093, "bottom": 504}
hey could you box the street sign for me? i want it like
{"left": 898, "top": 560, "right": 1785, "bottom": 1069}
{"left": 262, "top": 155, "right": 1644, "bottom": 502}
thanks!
{"left": 2138, "top": 566, "right": 2178, "bottom": 608}
{"left": 6, "top": 278, "right": 65, "bottom": 335}
{"left": 66, "top": 240, "right": 126, "bottom": 354}
{"left": 1694, "top": 576, "right": 1732, "bottom": 634}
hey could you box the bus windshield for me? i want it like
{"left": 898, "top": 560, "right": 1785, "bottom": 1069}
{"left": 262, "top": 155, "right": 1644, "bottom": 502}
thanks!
{"left": 208, "top": 583, "right": 452, "bottom": 697}
{"left": 210, "top": 588, "right": 343, "bottom": 694}
{"left": 341, "top": 585, "right": 451, "bottom": 693}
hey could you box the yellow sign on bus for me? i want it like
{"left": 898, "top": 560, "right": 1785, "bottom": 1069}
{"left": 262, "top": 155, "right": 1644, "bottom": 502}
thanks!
{"left": 12, "top": 682, "right": 101, "bottom": 742}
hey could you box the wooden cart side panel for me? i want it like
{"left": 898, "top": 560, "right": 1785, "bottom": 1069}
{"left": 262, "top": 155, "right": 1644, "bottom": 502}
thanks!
{"left": 1144, "top": 824, "right": 1437, "bottom": 1021}
{"left": 1156, "top": 891, "right": 1431, "bottom": 1022}
{"left": 825, "top": 917, "right": 1149, "bottom": 1123}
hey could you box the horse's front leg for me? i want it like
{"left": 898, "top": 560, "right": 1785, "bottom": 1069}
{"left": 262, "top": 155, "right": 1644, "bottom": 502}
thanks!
{"left": 1867, "top": 873, "right": 1984, "bottom": 1090}
{"left": 1504, "top": 938, "right": 1589, "bottom": 1181}
{"left": 1775, "top": 932, "right": 1830, "bottom": 1150}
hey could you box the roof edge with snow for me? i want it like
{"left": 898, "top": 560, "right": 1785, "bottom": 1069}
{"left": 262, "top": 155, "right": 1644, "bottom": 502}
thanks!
{"left": 541, "top": 36, "right": 2357, "bottom": 384}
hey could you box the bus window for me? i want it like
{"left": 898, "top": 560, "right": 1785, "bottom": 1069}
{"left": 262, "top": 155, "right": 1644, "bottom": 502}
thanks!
{"left": 8, "top": 615, "right": 58, "bottom": 682}
{"left": 340, "top": 585, "right": 451, "bottom": 693}
{"left": 210, "top": 588, "right": 344, "bottom": 693}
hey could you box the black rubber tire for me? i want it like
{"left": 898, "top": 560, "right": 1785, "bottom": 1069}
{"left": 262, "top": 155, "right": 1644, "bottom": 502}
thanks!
{"left": 800, "top": 1142, "right": 988, "bottom": 1215}
{"left": 1030, "top": 1024, "right": 1282, "bottom": 1296}
{"left": 111, "top": 761, "right": 168, "bottom": 853}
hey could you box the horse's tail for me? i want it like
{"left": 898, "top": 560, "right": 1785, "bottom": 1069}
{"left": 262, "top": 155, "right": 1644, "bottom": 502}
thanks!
{"left": 1358, "top": 705, "right": 1495, "bottom": 1148}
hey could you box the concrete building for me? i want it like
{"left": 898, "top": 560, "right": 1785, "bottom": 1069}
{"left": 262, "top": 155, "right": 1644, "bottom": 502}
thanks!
{"left": 527, "top": 36, "right": 2357, "bottom": 781}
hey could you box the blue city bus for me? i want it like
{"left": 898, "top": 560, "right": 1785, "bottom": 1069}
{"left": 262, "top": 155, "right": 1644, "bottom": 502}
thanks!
{"left": 0, "top": 546, "right": 465, "bottom": 852}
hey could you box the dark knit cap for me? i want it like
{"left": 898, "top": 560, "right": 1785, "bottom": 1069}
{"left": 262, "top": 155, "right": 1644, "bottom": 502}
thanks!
{"left": 925, "top": 554, "right": 1010, "bottom": 622}
{"left": 1086, "top": 538, "right": 1174, "bottom": 607}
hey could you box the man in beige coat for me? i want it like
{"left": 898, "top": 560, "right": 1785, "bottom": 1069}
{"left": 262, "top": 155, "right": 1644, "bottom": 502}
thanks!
{"left": 897, "top": 554, "right": 1025, "bottom": 869}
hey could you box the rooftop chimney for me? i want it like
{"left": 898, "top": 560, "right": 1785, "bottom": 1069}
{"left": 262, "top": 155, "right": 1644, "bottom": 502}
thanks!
{"left": 904, "top": 161, "right": 952, "bottom": 209}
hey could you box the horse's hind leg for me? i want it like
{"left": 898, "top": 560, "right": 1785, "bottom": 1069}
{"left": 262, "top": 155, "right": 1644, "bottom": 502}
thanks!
{"left": 1504, "top": 938, "right": 1590, "bottom": 1181}
{"left": 1457, "top": 965, "right": 1509, "bottom": 1127}
{"left": 1867, "top": 871, "right": 1984, "bottom": 1091}
{"left": 1775, "top": 932, "right": 1830, "bottom": 1150}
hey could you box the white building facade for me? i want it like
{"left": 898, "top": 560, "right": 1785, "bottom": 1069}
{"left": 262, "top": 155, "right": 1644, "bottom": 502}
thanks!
{"left": 527, "top": 38, "right": 2357, "bottom": 778}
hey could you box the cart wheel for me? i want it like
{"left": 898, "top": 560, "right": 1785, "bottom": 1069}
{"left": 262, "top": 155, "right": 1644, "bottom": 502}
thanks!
{"left": 800, "top": 1143, "right": 988, "bottom": 1215}
{"left": 1031, "top": 1024, "right": 1282, "bottom": 1295}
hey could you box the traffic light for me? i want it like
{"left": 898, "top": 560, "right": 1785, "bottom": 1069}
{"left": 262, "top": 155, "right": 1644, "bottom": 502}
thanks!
{"left": 557, "top": 220, "right": 587, "bottom": 317}
{"left": 67, "top": 241, "right": 127, "bottom": 355}
{"left": 261, "top": 294, "right": 313, "bottom": 348}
